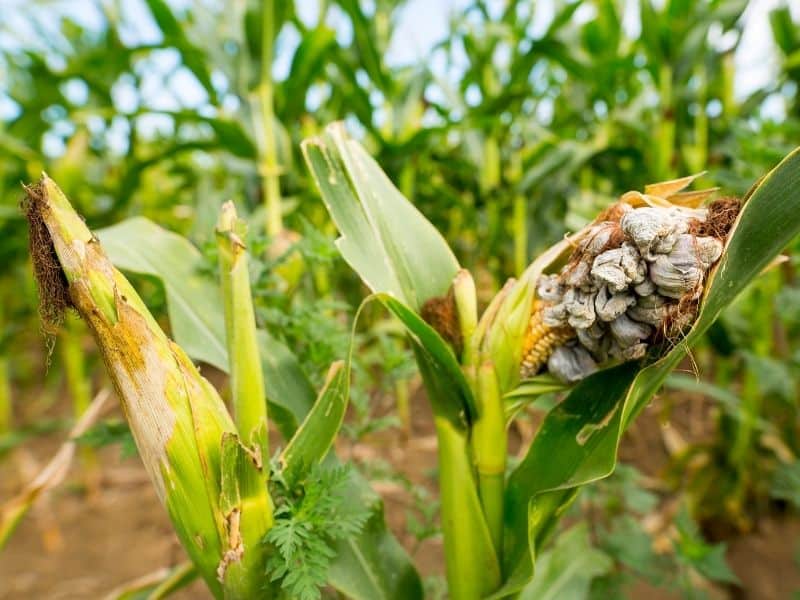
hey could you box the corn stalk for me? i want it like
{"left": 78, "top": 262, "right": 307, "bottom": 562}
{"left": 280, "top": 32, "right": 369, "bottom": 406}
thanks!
{"left": 304, "top": 123, "right": 800, "bottom": 598}
{"left": 23, "top": 176, "right": 271, "bottom": 599}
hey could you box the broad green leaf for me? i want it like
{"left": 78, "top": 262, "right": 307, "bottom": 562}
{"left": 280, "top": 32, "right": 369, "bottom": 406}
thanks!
{"left": 502, "top": 362, "right": 639, "bottom": 580}
{"left": 302, "top": 122, "right": 459, "bottom": 312}
{"left": 280, "top": 361, "right": 348, "bottom": 488}
{"left": 329, "top": 469, "right": 424, "bottom": 600}
{"left": 281, "top": 26, "right": 337, "bottom": 120}
{"left": 769, "top": 6, "right": 797, "bottom": 55}
{"left": 502, "top": 147, "right": 800, "bottom": 589}
{"left": 98, "top": 217, "right": 227, "bottom": 370}
{"left": 517, "top": 523, "right": 612, "bottom": 600}
{"left": 98, "top": 217, "right": 309, "bottom": 435}
{"left": 380, "top": 294, "right": 475, "bottom": 425}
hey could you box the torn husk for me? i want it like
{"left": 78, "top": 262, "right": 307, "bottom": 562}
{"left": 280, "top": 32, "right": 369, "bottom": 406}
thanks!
{"left": 23, "top": 176, "right": 266, "bottom": 598}
{"left": 520, "top": 176, "right": 741, "bottom": 383}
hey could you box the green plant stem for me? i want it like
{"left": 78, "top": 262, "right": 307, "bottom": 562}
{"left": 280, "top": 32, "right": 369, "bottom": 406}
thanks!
{"left": 216, "top": 202, "right": 274, "bottom": 597}
{"left": 216, "top": 202, "right": 270, "bottom": 461}
{"left": 481, "top": 136, "right": 500, "bottom": 193}
{"left": 690, "top": 66, "right": 708, "bottom": 177}
{"left": 434, "top": 416, "right": 501, "bottom": 599}
{"left": 731, "top": 276, "right": 776, "bottom": 470}
{"left": 395, "top": 377, "right": 410, "bottom": 436}
{"left": 722, "top": 52, "right": 736, "bottom": 120}
{"left": 260, "top": 0, "right": 282, "bottom": 236}
{"left": 656, "top": 64, "right": 675, "bottom": 179}
{"left": 512, "top": 194, "right": 527, "bottom": 276}
{"left": 472, "top": 362, "right": 505, "bottom": 557}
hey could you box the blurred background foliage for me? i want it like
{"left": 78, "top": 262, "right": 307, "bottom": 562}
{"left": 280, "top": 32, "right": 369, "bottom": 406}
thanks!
{"left": 2, "top": 0, "right": 800, "bottom": 596}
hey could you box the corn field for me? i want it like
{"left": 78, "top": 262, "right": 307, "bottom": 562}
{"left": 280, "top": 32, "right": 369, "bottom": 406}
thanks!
{"left": 2, "top": 1, "right": 800, "bottom": 598}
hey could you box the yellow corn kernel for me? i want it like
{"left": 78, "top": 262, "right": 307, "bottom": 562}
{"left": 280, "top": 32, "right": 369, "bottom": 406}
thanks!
{"left": 520, "top": 300, "right": 574, "bottom": 379}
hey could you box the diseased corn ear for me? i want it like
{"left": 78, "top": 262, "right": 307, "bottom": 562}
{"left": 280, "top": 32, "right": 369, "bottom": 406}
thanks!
{"left": 23, "top": 176, "right": 254, "bottom": 599}
{"left": 520, "top": 299, "right": 574, "bottom": 379}
{"left": 516, "top": 180, "right": 741, "bottom": 384}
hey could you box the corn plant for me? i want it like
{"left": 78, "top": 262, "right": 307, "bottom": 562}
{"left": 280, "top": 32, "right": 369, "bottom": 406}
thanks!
{"left": 22, "top": 175, "right": 421, "bottom": 599}
{"left": 303, "top": 122, "right": 800, "bottom": 598}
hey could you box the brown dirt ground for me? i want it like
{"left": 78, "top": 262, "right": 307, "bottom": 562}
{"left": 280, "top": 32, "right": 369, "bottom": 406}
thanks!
{"left": 2, "top": 374, "right": 799, "bottom": 599}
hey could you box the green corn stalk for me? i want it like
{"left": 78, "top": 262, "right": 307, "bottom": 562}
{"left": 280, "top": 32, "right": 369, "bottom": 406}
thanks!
{"left": 454, "top": 269, "right": 506, "bottom": 555}
{"left": 509, "top": 155, "right": 528, "bottom": 277}
{"left": 216, "top": 202, "right": 270, "bottom": 461}
{"left": 215, "top": 201, "right": 274, "bottom": 596}
{"left": 656, "top": 63, "right": 676, "bottom": 180}
{"left": 258, "top": 0, "right": 283, "bottom": 237}
{"left": 394, "top": 376, "right": 411, "bottom": 436}
{"left": 24, "top": 176, "right": 271, "bottom": 599}
{"left": 434, "top": 414, "right": 502, "bottom": 599}
{"left": 722, "top": 51, "right": 737, "bottom": 120}
{"left": 473, "top": 361, "right": 505, "bottom": 555}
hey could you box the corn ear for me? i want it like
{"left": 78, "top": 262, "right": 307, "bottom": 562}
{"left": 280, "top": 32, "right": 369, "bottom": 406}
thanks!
{"left": 519, "top": 300, "right": 574, "bottom": 379}
{"left": 23, "top": 176, "right": 261, "bottom": 598}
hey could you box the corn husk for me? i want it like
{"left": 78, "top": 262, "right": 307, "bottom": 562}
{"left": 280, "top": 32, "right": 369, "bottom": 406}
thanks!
{"left": 24, "top": 176, "right": 267, "bottom": 598}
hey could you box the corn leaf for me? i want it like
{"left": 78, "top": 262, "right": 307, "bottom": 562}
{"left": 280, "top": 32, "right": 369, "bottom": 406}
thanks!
{"left": 500, "top": 147, "right": 800, "bottom": 592}
{"left": 380, "top": 295, "right": 475, "bottom": 425}
{"left": 281, "top": 26, "right": 338, "bottom": 121}
{"left": 97, "top": 218, "right": 227, "bottom": 370}
{"left": 303, "top": 125, "right": 473, "bottom": 426}
{"left": 280, "top": 361, "right": 348, "bottom": 489}
{"left": 329, "top": 469, "right": 425, "bottom": 600}
{"left": 302, "top": 122, "right": 459, "bottom": 312}
{"left": 96, "top": 218, "right": 309, "bottom": 435}
{"left": 516, "top": 523, "right": 612, "bottom": 600}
